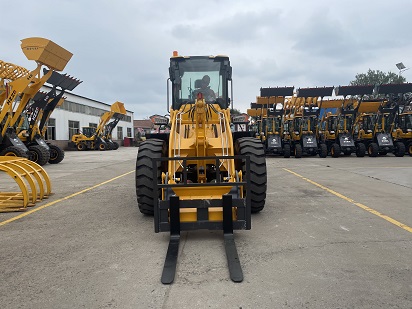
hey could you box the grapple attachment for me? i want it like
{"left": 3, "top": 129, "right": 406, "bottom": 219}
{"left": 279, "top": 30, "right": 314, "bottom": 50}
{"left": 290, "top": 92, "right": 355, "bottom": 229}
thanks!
{"left": 21, "top": 37, "right": 72, "bottom": 71}
{"left": 0, "top": 60, "right": 30, "bottom": 80}
{"left": 0, "top": 157, "right": 51, "bottom": 212}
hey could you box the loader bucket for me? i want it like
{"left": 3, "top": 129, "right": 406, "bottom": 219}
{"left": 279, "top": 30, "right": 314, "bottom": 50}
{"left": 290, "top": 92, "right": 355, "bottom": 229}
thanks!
{"left": 296, "top": 86, "right": 334, "bottom": 98}
{"left": 20, "top": 37, "right": 72, "bottom": 71}
{"left": 335, "top": 85, "right": 375, "bottom": 97}
{"left": 260, "top": 86, "right": 294, "bottom": 97}
{"left": 377, "top": 83, "right": 412, "bottom": 95}
{"left": 0, "top": 157, "right": 51, "bottom": 212}
{"left": 256, "top": 96, "right": 285, "bottom": 104}
{"left": 356, "top": 101, "right": 381, "bottom": 113}
{"left": 321, "top": 99, "right": 346, "bottom": 109}
{"left": 110, "top": 101, "right": 127, "bottom": 115}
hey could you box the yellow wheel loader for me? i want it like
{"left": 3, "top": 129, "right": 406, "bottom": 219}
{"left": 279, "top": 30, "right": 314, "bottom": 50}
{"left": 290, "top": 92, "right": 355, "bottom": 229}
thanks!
{"left": 70, "top": 101, "right": 126, "bottom": 151}
{"left": 135, "top": 52, "right": 267, "bottom": 284}
{"left": 1, "top": 38, "right": 72, "bottom": 160}
{"left": 335, "top": 85, "right": 376, "bottom": 157}
{"left": 17, "top": 69, "right": 82, "bottom": 164}
{"left": 248, "top": 87, "right": 294, "bottom": 157}
{"left": 378, "top": 83, "right": 412, "bottom": 156}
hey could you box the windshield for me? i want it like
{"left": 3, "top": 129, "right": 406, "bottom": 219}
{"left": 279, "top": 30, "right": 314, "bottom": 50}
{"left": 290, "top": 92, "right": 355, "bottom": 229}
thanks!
{"left": 170, "top": 56, "right": 230, "bottom": 108}
{"left": 399, "top": 114, "right": 412, "bottom": 131}
{"left": 262, "top": 118, "right": 273, "bottom": 133}
{"left": 328, "top": 116, "right": 337, "bottom": 132}
{"left": 363, "top": 116, "right": 374, "bottom": 132}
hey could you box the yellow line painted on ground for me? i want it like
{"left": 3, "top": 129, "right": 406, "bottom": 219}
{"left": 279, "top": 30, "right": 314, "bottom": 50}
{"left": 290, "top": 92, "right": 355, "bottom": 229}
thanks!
{"left": 283, "top": 168, "right": 412, "bottom": 234}
{"left": 0, "top": 170, "right": 135, "bottom": 227}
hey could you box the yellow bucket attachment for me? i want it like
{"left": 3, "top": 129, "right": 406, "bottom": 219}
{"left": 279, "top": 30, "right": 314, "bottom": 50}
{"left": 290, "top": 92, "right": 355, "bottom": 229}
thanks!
{"left": 356, "top": 101, "right": 381, "bottom": 113}
{"left": 110, "top": 101, "right": 127, "bottom": 115}
{"left": 20, "top": 37, "right": 72, "bottom": 71}
{"left": 0, "top": 157, "right": 52, "bottom": 212}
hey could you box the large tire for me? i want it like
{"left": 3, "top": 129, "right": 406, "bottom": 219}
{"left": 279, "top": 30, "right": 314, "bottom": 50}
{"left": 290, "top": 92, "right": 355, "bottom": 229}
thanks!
{"left": 135, "top": 139, "right": 167, "bottom": 215}
{"left": 77, "top": 143, "right": 86, "bottom": 151}
{"left": 294, "top": 144, "right": 302, "bottom": 158}
{"left": 356, "top": 143, "right": 366, "bottom": 157}
{"left": 394, "top": 142, "right": 405, "bottom": 157}
{"left": 235, "top": 137, "right": 267, "bottom": 213}
{"left": 408, "top": 142, "right": 412, "bottom": 156}
{"left": 106, "top": 141, "right": 114, "bottom": 150}
{"left": 283, "top": 144, "right": 291, "bottom": 158}
{"left": 28, "top": 145, "right": 50, "bottom": 166}
{"left": 331, "top": 143, "right": 340, "bottom": 158}
{"left": 113, "top": 141, "right": 119, "bottom": 150}
{"left": 48, "top": 144, "right": 65, "bottom": 164}
{"left": 368, "top": 142, "right": 379, "bottom": 157}
{"left": 0, "top": 146, "right": 28, "bottom": 158}
{"left": 319, "top": 143, "right": 327, "bottom": 158}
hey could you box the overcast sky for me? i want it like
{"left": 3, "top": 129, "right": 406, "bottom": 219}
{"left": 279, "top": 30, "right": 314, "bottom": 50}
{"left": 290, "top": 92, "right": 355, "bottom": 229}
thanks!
{"left": 2, "top": 0, "right": 411, "bottom": 119}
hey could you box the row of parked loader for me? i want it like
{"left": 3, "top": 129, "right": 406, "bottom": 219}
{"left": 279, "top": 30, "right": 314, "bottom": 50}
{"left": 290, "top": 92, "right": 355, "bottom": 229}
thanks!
{"left": 248, "top": 84, "right": 412, "bottom": 158}
{"left": 0, "top": 37, "right": 81, "bottom": 165}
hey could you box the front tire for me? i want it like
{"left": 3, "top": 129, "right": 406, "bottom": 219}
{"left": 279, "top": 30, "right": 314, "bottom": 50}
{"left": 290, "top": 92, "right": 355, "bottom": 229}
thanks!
{"left": 235, "top": 137, "right": 267, "bottom": 213}
{"left": 28, "top": 145, "right": 50, "bottom": 166}
{"left": 368, "top": 143, "right": 379, "bottom": 157}
{"left": 394, "top": 142, "right": 405, "bottom": 157}
{"left": 283, "top": 144, "right": 291, "bottom": 158}
{"left": 356, "top": 143, "right": 366, "bottom": 157}
{"left": 48, "top": 144, "right": 65, "bottom": 164}
{"left": 0, "top": 146, "right": 28, "bottom": 158}
{"left": 319, "top": 143, "right": 327, "bottom": 158}
{"left": 135, "top": 139, "right": 167, "bottom": 215}
{"left": 294, "top": 144, "right": 302, "bottom": 158}
{"left": 331, "top": 143, "right": 340, "bottom": 158}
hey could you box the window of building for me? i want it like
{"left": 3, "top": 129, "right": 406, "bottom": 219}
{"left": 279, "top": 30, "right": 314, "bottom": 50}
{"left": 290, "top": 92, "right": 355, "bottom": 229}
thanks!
{"left": 127, "top": 127, "right": 132, "bottom": 137}
{"left": 117, "top": 126, "right": 123, "bottom": 140}
{"left": 45, "top": 118, "right": 56, "bottom": 140}
{"left": 89, "top": 123, "right": 98, "bottom": 128}
{"left": 69, "top": 120, "right": 80, "bottom": 140}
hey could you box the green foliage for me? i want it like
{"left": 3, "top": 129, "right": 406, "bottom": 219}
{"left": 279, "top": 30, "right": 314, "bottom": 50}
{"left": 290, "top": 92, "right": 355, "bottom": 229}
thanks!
{"left": 350, "top": 69, "right": 406, "bottom": 86}
{"left": 230, "top": 108, "right": 242, "bottom": 115}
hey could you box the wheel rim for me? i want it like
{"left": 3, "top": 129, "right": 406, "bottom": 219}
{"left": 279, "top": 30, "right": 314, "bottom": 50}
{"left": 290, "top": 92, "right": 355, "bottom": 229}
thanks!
{"left": 50, "top": 149, "right": 57, "bottom": 160}
{"left": 4, "top": 151, "right": 17, "bottom": 156}
{"left": 99, "top": 144, "right": 105, "bottom": 150}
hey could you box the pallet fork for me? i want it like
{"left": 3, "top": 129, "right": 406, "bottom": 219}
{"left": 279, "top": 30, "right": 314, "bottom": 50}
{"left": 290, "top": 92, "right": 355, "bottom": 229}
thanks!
{"left": 153, "top": 155, "right": 251, "bottom": 284}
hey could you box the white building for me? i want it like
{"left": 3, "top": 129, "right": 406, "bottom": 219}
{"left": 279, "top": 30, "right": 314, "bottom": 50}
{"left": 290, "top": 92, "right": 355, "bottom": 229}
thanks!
{"left": 41, "top": 85, "right": 134, "bottom": 150}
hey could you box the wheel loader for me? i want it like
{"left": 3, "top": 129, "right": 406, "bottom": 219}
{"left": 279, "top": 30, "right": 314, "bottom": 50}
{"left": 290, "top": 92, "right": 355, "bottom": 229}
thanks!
{"left": 16, "top": 69, "right": 82, "bottom": 164}
{"left": 347, "top": 84, "right": 405, "bottom": 157}
{"left": 70, "top": 101, "right": 126, "bottom": 151}
{"left": 334, "top": 85, "right": 376, "bottom": 157}
{"left": 379, "top": 83, "right": 412, "bottom": 156}
{"left": 285, "top": 87, "right": 333, "bottom": 158}
{"left": 248, "top": 87, "right": 294, "bottom": 157}
{"left": 135, "top": 52, "right": 267, "bottom": 284}
{"left": 1, "top": 38, "right": 73, "bottom": 159}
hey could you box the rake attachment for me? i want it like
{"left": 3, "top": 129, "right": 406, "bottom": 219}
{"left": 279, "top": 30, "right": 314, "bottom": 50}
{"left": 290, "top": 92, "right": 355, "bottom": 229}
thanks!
{"left": 0, "top": 157, "right": 51, "bottom": 212}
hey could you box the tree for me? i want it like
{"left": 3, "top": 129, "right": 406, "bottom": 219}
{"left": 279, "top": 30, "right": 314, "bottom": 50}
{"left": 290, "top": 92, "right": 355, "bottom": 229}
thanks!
{"left": 350, "top": 69, "right": 406, "bottom": 86}
{"left": 230, "top": 108, "right": 242, "bottom": 115}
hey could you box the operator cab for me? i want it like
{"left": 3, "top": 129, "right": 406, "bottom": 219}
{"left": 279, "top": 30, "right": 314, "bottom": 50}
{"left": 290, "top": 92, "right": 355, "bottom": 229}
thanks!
{"left": 169, "top": 55, "right": 232, "bottom": 109}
